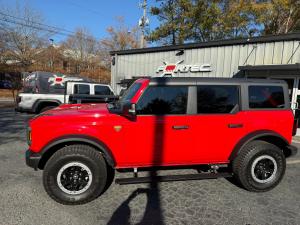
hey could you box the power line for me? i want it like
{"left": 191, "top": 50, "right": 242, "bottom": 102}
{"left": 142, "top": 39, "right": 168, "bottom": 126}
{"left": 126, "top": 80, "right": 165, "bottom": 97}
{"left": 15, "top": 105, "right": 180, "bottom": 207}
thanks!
{"left": 0, "top": 11, "right": 101, "bottom": 41}
{"left": 63, "top": 0, "right": 103, "bottom": 16}
{"left": 0, "top": 11, "right": 75, "bottom": 36}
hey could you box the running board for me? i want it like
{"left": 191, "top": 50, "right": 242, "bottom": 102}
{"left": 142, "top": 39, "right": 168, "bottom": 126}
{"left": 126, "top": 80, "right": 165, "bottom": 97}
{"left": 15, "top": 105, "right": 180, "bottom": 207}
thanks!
{"left": 115, "top": 172, "right": 232, "bottom": 185}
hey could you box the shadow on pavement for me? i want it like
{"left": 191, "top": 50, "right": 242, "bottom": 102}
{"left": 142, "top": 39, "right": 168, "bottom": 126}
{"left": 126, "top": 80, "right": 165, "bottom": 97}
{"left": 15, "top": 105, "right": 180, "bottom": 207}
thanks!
{"left": 0, "top": 107, "right": 33, "bottom": 145}
{"left": 107, "top": 115, "right": 165, "bottom": 225}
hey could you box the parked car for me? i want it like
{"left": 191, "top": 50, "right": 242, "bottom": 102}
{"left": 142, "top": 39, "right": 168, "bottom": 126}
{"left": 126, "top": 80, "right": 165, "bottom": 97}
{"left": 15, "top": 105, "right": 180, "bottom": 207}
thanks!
{"left": 15, "top": 71, "right": 116, "bottom": 113}
{"left": 0, "top": 80, "right": 12, "bottom": 89}
{"left": 25, "top": 77, "right": 297, "bottom": 204}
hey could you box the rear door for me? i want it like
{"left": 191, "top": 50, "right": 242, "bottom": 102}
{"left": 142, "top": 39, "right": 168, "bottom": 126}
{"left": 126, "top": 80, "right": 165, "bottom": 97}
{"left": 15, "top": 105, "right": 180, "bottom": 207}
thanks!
{"left": 189, "top": 84, "right": 246, "bottom": 163}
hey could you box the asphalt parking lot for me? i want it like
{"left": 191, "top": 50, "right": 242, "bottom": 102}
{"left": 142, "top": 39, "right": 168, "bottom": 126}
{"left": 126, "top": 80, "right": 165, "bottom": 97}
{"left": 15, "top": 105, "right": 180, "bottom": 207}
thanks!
{"left": 0, "top": 107, "right": 299, "bottom": 225}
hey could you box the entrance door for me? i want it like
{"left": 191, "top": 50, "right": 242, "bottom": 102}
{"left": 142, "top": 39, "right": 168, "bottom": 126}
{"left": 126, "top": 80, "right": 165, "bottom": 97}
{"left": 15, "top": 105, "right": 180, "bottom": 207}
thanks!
{"left": 270, "top": 77, "right": 300, "bottom": 134}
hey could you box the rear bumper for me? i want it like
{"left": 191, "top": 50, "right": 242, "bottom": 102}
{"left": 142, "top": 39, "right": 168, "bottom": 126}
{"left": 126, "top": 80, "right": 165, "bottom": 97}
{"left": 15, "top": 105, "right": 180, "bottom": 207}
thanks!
{"left": 25, "top": 150, "right": 41, "bottom": 170}
{"left": 286, "top": 145, "right": 298, "bottom": 157}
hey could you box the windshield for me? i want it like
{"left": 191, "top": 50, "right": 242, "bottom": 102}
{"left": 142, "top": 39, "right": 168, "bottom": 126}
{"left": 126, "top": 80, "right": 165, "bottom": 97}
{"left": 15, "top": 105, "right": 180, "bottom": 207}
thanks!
{"left": 108, "top": 82, "right": 142, "bottom": 112}
{"left": 120, "top": 82, "right": 142, "bottom": 103}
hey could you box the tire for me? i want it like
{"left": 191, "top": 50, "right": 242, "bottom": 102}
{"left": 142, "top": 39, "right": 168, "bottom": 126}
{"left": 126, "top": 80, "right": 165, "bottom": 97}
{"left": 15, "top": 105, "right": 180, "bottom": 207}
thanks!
{"left": 43, "top": 144, "right": 108, "bottom": 205}
{"left": 39, "top": 106, "right": 57, "bottom": 113}
{"left": 232, "top": 140, "right": 286, "bottom": 192}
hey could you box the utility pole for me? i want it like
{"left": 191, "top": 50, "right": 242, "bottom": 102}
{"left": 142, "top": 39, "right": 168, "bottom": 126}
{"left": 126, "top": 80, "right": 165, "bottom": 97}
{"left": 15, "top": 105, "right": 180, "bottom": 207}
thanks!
{"left": 139, "top": 0, "right": 149, "bottom": 48}
{"left": 49, "top": 38, "right": 54, "bottom": 71}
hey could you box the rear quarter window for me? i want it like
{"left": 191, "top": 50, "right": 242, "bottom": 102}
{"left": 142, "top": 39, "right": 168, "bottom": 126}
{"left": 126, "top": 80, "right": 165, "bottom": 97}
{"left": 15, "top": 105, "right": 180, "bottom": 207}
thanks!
{"left": 248, "top": 85, "right": 285, "bottom": 109}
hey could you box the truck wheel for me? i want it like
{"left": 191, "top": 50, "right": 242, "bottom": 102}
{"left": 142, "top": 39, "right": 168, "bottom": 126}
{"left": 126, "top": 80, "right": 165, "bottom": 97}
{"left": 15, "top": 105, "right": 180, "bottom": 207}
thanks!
{"left": 43, "top": 145, "right": 108, "bottom": 205}
{"left": 232, "top": 140, "right": 285, "bottom": 192}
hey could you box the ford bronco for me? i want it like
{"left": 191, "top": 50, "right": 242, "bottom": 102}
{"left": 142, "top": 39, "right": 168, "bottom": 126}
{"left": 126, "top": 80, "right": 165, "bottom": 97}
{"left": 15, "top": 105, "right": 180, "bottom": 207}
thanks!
{"left": 25, "top": 77, "right": 298, "bottom": 204}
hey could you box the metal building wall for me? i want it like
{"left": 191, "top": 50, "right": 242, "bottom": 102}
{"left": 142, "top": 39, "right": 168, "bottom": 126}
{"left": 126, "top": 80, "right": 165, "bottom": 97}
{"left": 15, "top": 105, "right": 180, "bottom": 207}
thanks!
{"left": 111, "top": 40, "right": 300, "bottom": 92}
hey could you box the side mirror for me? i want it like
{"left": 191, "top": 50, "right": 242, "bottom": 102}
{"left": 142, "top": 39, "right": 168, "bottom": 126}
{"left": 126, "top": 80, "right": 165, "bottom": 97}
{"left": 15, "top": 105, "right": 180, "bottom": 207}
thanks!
{"left": 123, "top": 102, "right": 136, "bottom": 119}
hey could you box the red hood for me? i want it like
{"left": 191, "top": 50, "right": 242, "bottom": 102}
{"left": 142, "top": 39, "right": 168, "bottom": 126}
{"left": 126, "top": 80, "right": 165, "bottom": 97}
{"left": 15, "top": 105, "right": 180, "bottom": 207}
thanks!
{"left": 44, "top": 103, "right": 109, "bottom": 116}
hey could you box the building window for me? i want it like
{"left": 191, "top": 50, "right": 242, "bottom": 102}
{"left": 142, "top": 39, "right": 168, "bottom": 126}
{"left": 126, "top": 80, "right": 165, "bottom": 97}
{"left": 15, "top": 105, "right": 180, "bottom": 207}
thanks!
{"left": 197, "top": 85, "right": 239, "bottom": 114}
{"left": 248, "top": 86, "right": 285, "bottom": 108}
{"left": 136, "top": 86, "right": 188, "bottom": 115}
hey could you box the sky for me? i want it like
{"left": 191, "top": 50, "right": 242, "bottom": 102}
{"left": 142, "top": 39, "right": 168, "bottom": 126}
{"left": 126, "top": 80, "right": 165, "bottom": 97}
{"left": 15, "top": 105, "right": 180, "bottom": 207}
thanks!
{"left": 0, "top": 0, "right": 159, "bottom": 43}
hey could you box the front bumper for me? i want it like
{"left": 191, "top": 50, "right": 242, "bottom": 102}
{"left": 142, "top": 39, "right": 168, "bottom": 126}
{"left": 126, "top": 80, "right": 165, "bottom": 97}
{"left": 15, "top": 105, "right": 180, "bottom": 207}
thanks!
{"left": 25, "top": 150, "right": 41, "bottom": 170}
{"left": 286, "top": 145, "right": 298, "bottom": 157}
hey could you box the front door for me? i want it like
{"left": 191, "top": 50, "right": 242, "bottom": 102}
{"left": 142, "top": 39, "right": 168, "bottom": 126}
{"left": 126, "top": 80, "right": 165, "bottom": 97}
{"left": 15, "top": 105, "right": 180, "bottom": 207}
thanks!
{"left": 123, "top": 85, "right": 192, "bottom": 167}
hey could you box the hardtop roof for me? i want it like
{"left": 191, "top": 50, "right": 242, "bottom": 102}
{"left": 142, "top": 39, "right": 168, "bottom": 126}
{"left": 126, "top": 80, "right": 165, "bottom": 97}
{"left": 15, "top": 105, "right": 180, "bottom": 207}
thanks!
{"left": 148, "top": 77, "right": 286, "bottom": 85}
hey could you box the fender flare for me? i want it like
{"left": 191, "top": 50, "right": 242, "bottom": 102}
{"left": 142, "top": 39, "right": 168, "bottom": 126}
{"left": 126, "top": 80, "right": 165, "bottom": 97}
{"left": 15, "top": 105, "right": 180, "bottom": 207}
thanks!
{"left": 32, "top": 99, "right": 62, "bottom": 113}
{"left": 40, "top": 135, "right": 116, "bottom": 168}
{"left": 229, "top": 130, "right": 289, "bottom": 161}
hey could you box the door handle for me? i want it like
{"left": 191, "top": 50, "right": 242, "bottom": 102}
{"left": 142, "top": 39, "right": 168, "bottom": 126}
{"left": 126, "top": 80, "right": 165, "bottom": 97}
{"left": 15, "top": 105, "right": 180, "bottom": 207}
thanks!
{"left": 172, "top": 125, "right": 189, "bottom": 130}
{"left": 228, "top": 124, "right": 243, "bottom": 128}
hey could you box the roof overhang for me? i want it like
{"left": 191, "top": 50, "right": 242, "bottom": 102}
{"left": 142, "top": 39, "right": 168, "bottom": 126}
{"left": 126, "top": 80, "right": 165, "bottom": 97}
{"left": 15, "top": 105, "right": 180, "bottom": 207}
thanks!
{"left": 110, "top": 33, "right": 300, "bottom": 56}
{"left": 239, "top": 64, "right": 300, "bottom": 71}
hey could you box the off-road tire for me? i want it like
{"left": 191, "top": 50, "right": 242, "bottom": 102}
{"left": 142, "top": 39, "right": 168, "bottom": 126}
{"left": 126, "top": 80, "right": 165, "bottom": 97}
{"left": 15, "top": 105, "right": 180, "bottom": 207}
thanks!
{"left": 232, "top": 140, "right": 286, "bottom": 192}
{"left": 43, "top": 144, "right": 108, "bottom": 205}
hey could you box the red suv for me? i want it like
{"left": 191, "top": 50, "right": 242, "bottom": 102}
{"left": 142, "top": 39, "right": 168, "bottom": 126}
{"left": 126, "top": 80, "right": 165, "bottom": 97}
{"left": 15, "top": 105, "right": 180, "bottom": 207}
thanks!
{"left": 26, "top": 77, "right": 297, "bottom": 204}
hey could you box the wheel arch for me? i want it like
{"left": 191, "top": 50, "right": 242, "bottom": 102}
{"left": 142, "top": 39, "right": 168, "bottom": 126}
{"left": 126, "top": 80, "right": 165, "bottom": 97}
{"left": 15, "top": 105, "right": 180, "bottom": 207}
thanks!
{"left": 33, "top": 99, "right": 61, "bottom": 113}
{"left": 229, "top": 130, "right": 292, "bottom": 161}
{"left": 38, "top": 135, "right": 116, "bottom": 170}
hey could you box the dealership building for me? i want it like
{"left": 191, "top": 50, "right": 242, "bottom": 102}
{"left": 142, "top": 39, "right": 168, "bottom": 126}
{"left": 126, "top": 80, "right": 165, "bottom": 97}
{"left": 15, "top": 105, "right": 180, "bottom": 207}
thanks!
{"left": 110, "top": 33, "right": 300, "bottom": 129}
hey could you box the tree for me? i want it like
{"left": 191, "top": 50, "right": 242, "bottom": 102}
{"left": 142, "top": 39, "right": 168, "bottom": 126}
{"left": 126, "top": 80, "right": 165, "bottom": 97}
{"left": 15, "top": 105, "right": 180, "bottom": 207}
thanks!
{"left": 100, "top": 17, "right": 140, "bottom": 51}
{"left": 100, "top": 17, "right": 141, "bottom": 68}
{"left": 149, "top": 0, "right": 300, "bottom": 44}
{"left": 0, "top": 3, "right": 53, "bottom": 70}
{"left": 254, "top": 0, "right": 300, "bottom": 35}
{"left": 149, "top": 0, "right": 194, "bottom": 45}
{"left": 63, "top": 28, "right": 98, "bottom": 73}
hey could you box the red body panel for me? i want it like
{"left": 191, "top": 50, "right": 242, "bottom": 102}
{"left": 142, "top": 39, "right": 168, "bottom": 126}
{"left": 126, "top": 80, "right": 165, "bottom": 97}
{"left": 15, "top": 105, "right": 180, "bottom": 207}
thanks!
{"left": 29, "top": 79, "right": 294, "bottom": 169}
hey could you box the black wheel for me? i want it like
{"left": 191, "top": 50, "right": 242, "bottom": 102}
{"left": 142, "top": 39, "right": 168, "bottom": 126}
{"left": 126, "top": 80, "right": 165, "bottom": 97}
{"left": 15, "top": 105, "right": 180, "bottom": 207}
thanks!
{"left": 39, "top": 106, "right": 57, "bottom": 113}
{"left": 232, "top": 140, "right": 286, "bottom": 192}
{"left": 43, "top": 144, "right": 108, "bottom": 205}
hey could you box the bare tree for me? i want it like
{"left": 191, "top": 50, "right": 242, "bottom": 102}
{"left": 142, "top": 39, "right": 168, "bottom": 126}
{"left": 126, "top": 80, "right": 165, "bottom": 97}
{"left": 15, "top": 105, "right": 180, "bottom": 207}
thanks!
{"left": 0, "top": 3, "right": 54, "bottom": 70}
{"left": 99, "top": 17, "right": 141, "bottom": 68}
{"left": 63, "top": 28, "right": 98, "bottom": 73}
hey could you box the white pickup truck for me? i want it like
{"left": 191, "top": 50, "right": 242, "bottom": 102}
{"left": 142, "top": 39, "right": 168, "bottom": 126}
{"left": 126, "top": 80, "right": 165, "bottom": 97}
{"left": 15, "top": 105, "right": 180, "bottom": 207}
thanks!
{"left": 16, "top": 71, "right": 117, "bottom": 113}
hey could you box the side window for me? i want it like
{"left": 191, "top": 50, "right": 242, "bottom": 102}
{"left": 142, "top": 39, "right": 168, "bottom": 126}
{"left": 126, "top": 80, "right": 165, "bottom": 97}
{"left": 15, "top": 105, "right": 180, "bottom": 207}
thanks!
{"left": 94, "top": 85, "right": 112, "bottom": 95}
{"left": 74, "top": 84, "right": 90, "bottom": 95}
{"left": 248, "top": 85, "right": 285, "bottom": 108}
{"left": 136, "top": 86, "right": 188, "bottom": 115}
{"left": 197, "top": 85, "right": 239, "bottom": 113}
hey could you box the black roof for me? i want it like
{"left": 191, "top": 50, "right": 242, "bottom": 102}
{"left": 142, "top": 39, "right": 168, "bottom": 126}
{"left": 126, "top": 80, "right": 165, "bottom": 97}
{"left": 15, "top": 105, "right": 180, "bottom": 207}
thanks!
{"left": 148, "top": 77, "right": 286, "bottom": 85}
{"left": 110, "top": 33, "right": 300, "bottom": 56}
{"left": 239, "top": 63, "right": 300, "bottom": 71}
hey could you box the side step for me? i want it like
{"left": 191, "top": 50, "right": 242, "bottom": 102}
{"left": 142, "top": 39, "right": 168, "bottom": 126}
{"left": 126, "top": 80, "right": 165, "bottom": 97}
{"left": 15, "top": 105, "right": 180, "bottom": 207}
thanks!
{"left": 115, "top": 172, "right": 232, "bottom": 185}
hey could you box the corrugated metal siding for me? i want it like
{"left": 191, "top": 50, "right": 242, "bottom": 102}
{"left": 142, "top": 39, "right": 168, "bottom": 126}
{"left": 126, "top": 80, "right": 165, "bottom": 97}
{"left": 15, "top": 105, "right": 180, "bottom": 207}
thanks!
{"left": 112, "top": 40, "right": 300, "bottom": 92}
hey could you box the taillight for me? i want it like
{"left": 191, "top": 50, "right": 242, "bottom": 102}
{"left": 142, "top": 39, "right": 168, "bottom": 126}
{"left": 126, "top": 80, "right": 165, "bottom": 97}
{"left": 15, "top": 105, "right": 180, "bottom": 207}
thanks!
{"left": 292, "top": 119, "right": 298, "bottom": 136}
